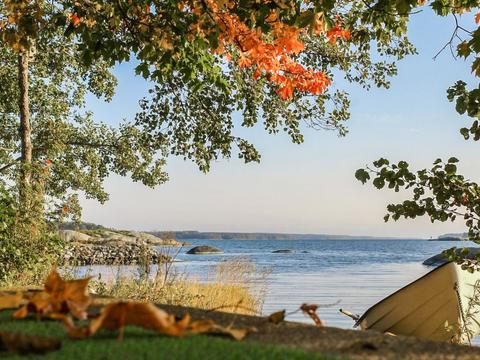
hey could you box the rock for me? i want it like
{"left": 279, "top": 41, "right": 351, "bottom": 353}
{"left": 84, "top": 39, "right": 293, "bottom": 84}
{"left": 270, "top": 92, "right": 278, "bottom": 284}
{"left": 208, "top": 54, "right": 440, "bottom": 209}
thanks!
{"left": 129, "top": 231, "right": 181, "bottom": 246}
{"left": 59, "top": 229, "right": 183, "bottom": 247}
{"left": 58, "top": 227, "right": 184, "bottom": 265}
{"left": 60, "top": 242, "right": 171, "bottom": 266}
{"left": 423, "top": 247, "right": 480, "bottom": 266}
{"left": 58, "top": 230, "right": 92, "bottom": 243}
{"left": 186, "top": 246, "right": 223, "bottom": 254}
{"left": 272, "top": 249, "right": 294, "bottom": 253}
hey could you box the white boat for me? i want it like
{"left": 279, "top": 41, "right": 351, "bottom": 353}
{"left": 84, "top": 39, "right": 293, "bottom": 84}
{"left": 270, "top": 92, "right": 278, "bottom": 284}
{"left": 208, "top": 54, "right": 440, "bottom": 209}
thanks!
{"left": 341, "top": 262, "right": 480, "bottom": 344}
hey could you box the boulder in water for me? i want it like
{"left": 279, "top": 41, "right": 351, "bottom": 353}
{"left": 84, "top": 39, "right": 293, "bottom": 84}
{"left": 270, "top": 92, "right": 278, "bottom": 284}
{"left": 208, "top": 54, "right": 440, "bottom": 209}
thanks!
{"left": 272, "top": 249, "right": 294, "bottom": 254}
{"left": 186, "top": 245, "right": 223, "bottom": 254}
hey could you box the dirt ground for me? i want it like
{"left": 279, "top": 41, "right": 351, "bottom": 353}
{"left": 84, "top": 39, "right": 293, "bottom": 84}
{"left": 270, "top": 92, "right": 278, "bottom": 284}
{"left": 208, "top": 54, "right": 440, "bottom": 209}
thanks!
{"left": 155, "top": 303, "right": 480, "bottom": 360}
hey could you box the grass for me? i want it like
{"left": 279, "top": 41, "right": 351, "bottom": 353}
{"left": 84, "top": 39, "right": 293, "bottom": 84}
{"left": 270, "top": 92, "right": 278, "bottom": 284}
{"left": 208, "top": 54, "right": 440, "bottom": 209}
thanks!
{"left": 90, "top": 257, "right": 270, "bottom": 315}
{"left": 0, "top": 311, "right": 338, "bottom": 360}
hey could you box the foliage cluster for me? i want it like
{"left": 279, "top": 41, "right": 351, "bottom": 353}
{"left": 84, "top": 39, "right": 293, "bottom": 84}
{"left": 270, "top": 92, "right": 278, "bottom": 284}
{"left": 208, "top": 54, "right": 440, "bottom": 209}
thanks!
{"left": 0, "top": 182, "right": 63, "bottom": 285}
{"left": 357, "top": 9, "right": 480, "bottom": 267}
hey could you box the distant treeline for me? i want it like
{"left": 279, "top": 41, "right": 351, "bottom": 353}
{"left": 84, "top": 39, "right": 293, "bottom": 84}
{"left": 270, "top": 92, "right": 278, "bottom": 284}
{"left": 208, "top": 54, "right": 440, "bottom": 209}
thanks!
{"left": 58, "top": 222, "right": 399, "bottom": 241}
{"left": 59, "top": 222, "right": 106, "bottom": 231}
{"left": 148, "top": 231, "right": 380, "bottom": 241}
{"left": 434, "top": 233, "right": 468, "bottom": 241}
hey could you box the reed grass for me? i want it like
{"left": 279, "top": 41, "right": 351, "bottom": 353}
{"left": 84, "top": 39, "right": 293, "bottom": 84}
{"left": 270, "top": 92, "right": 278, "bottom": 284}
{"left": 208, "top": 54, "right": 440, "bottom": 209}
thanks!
{"left": 90, "top": 256, "right": 270, "bottom": 315}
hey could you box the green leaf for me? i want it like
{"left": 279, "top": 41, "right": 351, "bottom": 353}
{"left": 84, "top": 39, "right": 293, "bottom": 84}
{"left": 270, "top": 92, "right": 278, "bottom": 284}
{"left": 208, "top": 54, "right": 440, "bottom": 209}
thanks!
{"left": 460, "top": 127, "right": 470, "bottom": 140}
{"left": 355, "top": 169, "right": 370, "bottom": 184}
{"left": 373, "top": 177, "right": 385, "bottom": 189}
{"left": 444, "top": 163, "right": 457, "bottom": 175}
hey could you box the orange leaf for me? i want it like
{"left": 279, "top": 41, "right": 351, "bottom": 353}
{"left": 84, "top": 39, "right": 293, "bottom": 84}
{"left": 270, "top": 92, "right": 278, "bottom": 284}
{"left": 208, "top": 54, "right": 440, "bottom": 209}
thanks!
{"left": 476, "top": 12, "right": 480, "bottom": 24}
{"left": 300, "top": 304, "right": 323, "bottom": 327}
{"left": 87, "top": 302, "right": 190, "bottom": 339}
{"left": 70, "top": 14, "right": 81, "bottom": 27}
{"left": 277, "top": 84, "right": 294, "bottom": 100}
{"left": 0, "top": 293, "right": 25, "bottom": 311}
{"left": 188, "top": 319, "right": 248, "bottom": 340}
{"left": 238, "top": 55, "right": 252, "bottom": 68}
{"left": 14, "top": 270, "right": 91, "bottom": 320}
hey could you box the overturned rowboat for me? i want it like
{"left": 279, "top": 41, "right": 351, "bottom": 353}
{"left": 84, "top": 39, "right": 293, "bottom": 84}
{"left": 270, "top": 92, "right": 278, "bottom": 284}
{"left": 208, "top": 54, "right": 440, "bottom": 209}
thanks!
{"left": 341, "top": 262, "right": 480, "bottom": 344}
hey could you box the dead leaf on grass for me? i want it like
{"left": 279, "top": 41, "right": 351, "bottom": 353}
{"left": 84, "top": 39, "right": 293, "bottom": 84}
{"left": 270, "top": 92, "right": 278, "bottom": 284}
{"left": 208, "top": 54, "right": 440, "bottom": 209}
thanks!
{"left": 0, "top": 330, "right": 61, "bottom": 355}
{"left": 61, "top": 302, "right": 190, "bottom": 340}
{"left": 0, "top": 292, "right": 25, "bottom": 311}
{"left": 188, "top": 319, "right": 248, "bottom": 341}
{"left": 13, "top": 270, "right": 91, "bottom": 320}
{"left": 267, "top": 310, "right": 286, "bottom": 324}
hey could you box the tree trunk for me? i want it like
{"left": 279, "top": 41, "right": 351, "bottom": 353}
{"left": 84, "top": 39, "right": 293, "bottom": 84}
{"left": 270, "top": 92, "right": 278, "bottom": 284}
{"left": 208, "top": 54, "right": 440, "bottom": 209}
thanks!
{"left": 18, "top": 50, "right": 32, "bottom": 202}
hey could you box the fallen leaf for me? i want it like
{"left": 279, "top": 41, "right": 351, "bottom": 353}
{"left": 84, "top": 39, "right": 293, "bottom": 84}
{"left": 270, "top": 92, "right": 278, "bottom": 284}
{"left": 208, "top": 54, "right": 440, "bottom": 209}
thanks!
{"left": 13, "top": 270, "right": 91, "bottom": 320}
{"left": 188, "top": 319, "right": 248, "bottom": 341}
{"left": 300, "top": 304, "right": 323, "bottom": 327}
{"left": 0, "top": 293, "right": 25, "bottom": 311}
{"left": 64, "top": 302, "right": 190, "bottom": 339}
{"left": 0, "top": 331, "right": 61, "bottom": 355}
{"left": 267, "top": 310, "right": 286, "bottom": 324}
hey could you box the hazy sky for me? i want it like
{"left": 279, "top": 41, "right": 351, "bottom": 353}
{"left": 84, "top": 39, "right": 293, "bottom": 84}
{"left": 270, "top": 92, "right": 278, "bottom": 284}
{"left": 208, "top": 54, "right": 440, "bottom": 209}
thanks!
{"left": 81, "top": 10, "right": 479, "bottom": 238}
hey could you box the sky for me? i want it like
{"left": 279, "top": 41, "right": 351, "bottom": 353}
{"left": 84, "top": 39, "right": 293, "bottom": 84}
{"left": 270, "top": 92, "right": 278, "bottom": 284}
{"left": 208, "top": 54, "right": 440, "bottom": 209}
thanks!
{"left": 80, "top": 9, "right": 479, "bottom": 238}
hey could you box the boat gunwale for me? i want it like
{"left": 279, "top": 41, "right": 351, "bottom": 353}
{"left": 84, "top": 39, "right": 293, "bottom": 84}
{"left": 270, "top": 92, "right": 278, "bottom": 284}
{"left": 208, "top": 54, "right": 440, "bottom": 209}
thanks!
{"left": 355, "top": 261, "right": 455, "bottom": 327}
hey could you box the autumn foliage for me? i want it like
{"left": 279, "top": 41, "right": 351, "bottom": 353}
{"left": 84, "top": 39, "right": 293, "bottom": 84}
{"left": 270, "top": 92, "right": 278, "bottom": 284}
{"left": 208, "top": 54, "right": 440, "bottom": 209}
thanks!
{"left": 65, "top": 1, "right": 350, "bottom": 100}
{"left": 193, "top": 0, "right": 350, "bottom": 100}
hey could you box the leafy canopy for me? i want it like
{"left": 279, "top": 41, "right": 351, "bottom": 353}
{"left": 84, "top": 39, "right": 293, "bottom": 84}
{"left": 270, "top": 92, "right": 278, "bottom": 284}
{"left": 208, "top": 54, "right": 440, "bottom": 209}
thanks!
{"left": 0, "top": 0, "right": 413, "bottom": 209}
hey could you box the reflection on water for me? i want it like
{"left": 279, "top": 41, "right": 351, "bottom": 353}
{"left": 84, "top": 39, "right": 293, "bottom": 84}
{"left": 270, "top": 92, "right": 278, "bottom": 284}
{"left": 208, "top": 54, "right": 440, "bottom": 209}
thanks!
{"left": 76, "top": 239, "right": 477, "bottom": 335}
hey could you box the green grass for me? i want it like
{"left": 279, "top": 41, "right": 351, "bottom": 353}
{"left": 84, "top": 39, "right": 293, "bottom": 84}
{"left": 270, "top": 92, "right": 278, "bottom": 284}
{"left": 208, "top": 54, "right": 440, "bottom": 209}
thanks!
{"left": 0, "top": 311, "right": 338, "bottom": 360}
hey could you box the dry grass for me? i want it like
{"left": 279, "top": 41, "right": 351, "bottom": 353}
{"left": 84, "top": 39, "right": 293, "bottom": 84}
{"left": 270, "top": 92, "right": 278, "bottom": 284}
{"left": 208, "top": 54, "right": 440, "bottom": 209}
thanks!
{"left": 90, "top": 257, "right": 270, "bottom": 316}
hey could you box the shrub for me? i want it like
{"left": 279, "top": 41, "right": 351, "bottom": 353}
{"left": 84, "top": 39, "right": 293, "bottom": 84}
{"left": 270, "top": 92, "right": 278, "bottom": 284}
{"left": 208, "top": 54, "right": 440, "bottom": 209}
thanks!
{"left": 0, "top": 183, "right": 64, "bottom": 285}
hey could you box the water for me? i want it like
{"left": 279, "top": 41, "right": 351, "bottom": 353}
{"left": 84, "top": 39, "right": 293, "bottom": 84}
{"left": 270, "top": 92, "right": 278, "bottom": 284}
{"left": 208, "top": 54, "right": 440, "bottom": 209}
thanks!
{"left": 171, "top": 239, "right": 466, "bottom": 327}
{"left": 81, "top": 238, "right": 471, "bottom": 329}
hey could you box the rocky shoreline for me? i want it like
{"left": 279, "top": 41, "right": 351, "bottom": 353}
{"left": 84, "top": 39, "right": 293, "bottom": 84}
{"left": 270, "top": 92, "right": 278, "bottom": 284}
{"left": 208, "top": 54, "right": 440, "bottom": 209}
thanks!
{"left": 59, "top": 229, "right": 182, "bottom": 266}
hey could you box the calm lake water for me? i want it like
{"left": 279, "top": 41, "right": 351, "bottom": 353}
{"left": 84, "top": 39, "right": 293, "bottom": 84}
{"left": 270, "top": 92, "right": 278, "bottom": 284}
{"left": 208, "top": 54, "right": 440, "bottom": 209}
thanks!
{"left": 83, "top": 238, "right": 474, "bottom": 330}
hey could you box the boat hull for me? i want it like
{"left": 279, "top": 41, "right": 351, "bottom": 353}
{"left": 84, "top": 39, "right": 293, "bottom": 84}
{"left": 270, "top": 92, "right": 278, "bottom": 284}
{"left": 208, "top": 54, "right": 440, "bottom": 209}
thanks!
{"left": 355, "top": 262, "right": 480, "bottom": 343}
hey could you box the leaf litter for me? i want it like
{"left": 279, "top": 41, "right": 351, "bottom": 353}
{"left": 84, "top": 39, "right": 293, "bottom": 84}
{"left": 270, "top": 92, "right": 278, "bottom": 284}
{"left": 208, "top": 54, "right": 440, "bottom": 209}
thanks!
{"left": 0, "top": 269, "right": 251, "bottom": 355}
{"left": 267, "top": 301, "right": 340, "bottom": 326}
{"left": 0, "top": 269, "right": 332, "bottom": 355}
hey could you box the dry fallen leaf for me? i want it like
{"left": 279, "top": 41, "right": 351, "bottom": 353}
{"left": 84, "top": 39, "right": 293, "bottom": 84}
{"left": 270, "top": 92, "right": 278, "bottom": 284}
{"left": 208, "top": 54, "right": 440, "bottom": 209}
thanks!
{"left": 59, "top": 301, "right": 249, "bottom": 341}
{"left": 0, "top": 293, "right": 25, "bottom": 311}
{"left": 188, "top": 319, "right": 248, "bottom": 341}
{"left": 300, "top": 304, "right": 323, "bottom": 327}
{"left": 62, "top": 302, "right": 191, "bottom": 340}
{"left": 0, "top": 330, "right": 61, "bottom": 355}
{"left": 13, "top": 269, "right": 91, "bottom": 320}
{"left": 267, "top": 310, "right": 286, "bottom": 324}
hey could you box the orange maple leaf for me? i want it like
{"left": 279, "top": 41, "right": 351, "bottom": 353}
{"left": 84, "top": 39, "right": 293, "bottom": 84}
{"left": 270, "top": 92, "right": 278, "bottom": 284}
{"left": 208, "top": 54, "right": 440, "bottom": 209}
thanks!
{"left": 13, "top": 270, "right": 91, "bottom": 320}
{"left": 476, "top": 12, "right": 480, "bottom": 24}
{"left": 326, "top": 25, "right": 350, "bottom": 44}
{"left": 70, "top": 14, "right": 81, "bottom": 27}
{"left": 277, "top": 83, "right": 294, "bottom": 100}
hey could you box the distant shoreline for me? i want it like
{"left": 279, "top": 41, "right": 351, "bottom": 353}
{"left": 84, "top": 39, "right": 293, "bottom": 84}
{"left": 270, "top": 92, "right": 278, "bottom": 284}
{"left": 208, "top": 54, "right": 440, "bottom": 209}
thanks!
{"left": 60, "top": 222, "right": 456, "bottom": 241}
{"left": 148, "top": 231, "right": 424, "bottom": 241}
